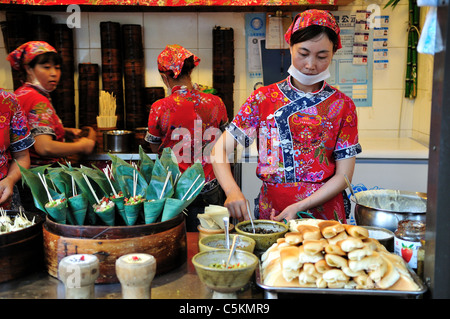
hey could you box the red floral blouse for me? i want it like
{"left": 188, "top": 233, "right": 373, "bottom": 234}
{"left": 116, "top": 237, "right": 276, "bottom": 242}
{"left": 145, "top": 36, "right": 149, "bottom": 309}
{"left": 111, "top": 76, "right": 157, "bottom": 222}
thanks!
{"left": 15, "top": 83, "right": 66, "bottom": 166}
{"left": 227, "top": 77, "right": 362, "bottom": 221}
{"left": 0, "top": 89, "right": 34, "bottom": 180}
{"left": 146, "top": 85, "right": 228, "bottom": 184}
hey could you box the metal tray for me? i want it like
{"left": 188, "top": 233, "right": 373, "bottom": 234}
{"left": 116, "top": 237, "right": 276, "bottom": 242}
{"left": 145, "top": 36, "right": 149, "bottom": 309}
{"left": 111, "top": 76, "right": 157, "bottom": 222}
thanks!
{"left": 255, "top": 264, "right": 428, "bottom": 299}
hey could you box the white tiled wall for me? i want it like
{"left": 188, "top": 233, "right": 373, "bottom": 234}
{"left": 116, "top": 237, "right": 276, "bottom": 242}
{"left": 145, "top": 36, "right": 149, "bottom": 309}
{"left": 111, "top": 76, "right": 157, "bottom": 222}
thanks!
{"left": 0, "top": 1, "right": 433, "bottom": 145}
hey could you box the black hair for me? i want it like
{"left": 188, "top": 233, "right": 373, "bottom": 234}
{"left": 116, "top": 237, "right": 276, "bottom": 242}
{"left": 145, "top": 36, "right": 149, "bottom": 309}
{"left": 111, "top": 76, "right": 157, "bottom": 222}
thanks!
{"left": 27, "top": 52, "right": 62, "bottom": 69}
{"left": 18, "top": 51, "right": 62, "bottom": 83}
{"left": 290, "top": 25, "right": 339, "bottom": 53}
{"left": 162, "top": 55, "right": 196, "bottom": 79}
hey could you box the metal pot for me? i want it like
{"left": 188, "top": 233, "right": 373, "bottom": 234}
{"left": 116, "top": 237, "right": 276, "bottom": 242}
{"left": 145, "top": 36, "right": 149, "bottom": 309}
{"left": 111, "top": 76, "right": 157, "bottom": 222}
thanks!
{"left": 352, "top": 189, "right": 427, "bottom": 232}
{"left": 103, "top": 130, "right": 135, "bottom": 153}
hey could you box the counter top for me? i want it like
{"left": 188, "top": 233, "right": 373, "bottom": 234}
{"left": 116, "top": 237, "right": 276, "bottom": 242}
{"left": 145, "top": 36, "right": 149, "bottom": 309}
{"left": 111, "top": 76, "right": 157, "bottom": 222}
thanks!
{"left": 240, "top": 137, "right": 429, "bottom": 162}
{"left": 0, "top": 232, "right": 262, "bottom": 300}
{"left": 356, "top": 137, "right": 429, "bottom": 160}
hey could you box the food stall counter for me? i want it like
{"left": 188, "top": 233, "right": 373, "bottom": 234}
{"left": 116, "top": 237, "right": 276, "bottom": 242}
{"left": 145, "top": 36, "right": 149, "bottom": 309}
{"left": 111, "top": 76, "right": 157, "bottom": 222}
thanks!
{"left": 0, "top": 232, "right": 263, "bottom": 299}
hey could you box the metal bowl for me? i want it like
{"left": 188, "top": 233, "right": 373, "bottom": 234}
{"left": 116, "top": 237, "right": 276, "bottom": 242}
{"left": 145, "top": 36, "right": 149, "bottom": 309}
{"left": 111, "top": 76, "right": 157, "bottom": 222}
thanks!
{"left": 103, "top": 130, "right": 135, "bottom": 153}
{"left": 352, "top": 189, "right": 427, "bottom": 232}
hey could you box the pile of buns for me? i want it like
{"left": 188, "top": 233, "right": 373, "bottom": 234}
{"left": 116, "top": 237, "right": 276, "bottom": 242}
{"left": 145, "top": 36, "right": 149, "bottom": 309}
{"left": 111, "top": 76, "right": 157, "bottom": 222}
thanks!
{"left": 261, "top": 219, "right": 420, "bottom": 291}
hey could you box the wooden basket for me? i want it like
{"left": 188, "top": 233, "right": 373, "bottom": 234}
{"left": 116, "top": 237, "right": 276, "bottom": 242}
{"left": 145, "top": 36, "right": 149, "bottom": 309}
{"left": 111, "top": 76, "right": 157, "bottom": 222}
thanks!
{"left": 43, "top": 213, "right": 187, "bottom": 283}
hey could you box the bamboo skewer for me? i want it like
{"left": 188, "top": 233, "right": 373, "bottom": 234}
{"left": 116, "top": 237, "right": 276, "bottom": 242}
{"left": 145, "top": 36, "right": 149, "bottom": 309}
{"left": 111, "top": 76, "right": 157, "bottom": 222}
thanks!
{"left": 82, "top": 173, "right": 100, "bottom": 204}
{"left": 38, "top": 173, "right": 53, "bottom": 203}
{"left": 97, "top": 90, "right": 117, "bottom": 128}
{"left": 103, "top": 167, "right": 118, "bottom": 198}
{"left": 181, "top": 175, "right": 201, "bottom": 200}
{"left": 186, "top": 181, "right": 205, "bottom": 201}
{"left": 160, "top": 171, "right": 172, "bottom": 200}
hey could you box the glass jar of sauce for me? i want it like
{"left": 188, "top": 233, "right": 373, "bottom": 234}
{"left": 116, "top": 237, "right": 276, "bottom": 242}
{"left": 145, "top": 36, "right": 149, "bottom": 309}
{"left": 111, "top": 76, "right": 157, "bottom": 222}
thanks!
{"left": 394, "top": 220, "right": 425, "bottom": 272}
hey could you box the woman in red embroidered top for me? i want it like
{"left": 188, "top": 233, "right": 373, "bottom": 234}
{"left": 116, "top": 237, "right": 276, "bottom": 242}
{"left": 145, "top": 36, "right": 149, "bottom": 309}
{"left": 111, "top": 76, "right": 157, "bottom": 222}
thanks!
{"left": 212, "top": 10, "right": 361, "bottom": 223}
{"left": 7, "top": 41, "right": 97, "bottom": 167}
{"left": 0, "top": 89, "right": 34, "bottom": 209}
{"left": 146, "top": 44, "right": 228, "bottom": 231}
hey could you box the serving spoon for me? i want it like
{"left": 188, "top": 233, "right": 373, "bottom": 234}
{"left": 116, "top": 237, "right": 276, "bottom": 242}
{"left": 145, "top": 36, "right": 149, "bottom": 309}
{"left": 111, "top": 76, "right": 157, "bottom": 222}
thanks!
{"left": 344, "top": 174, "right": 358, "bottom": 204}
{"left": 246, "top": 200, "right": 256, "bottom": 234}
{"left": 225, "top": 235, "right": 239, "bottom": 268}
{"left": 223, "top": 216, "right": 230, "bottom": 249}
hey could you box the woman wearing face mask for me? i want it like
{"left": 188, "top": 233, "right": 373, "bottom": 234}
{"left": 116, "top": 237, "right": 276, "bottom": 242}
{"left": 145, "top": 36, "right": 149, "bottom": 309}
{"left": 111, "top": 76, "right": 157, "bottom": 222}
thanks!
{"left": 7, "top": 41, "right": 96, "bottom": 167}
{"left": 145, "top": 44, "right": 228, "bottom": 231}
{"left": 212, "top": 10, "right": 361, "bottom": 223}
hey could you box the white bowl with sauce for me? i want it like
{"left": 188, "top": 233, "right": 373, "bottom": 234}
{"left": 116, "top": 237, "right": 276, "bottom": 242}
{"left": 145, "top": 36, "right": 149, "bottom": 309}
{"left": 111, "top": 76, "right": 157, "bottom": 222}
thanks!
{"left": 362, "top": 226, "right": 395, "bottom": 252}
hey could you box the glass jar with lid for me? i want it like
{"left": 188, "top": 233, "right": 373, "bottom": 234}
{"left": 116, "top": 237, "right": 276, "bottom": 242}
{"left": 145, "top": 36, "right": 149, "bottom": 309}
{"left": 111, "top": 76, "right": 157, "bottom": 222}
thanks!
{"left": 394, "top": 220, "right": 426, "bottom": 271}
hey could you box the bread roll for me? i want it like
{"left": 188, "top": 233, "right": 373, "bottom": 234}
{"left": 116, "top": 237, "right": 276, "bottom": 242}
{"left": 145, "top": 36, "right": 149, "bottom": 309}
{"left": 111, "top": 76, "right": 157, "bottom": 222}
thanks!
{"left": 343, "top": 224, "right": 369, "bottom": 239}
{"left": 388, "top": 274, "right": 420, "bottom": 291}
{"left": 338, "top": 237, "right": 365, "bottom": 252}
{"left": 342, "top": 266, "right": 365, "bottom": 277}
{"left": 289, "top": 218, "right": 321, "bottom": 232}
{"left": 318, "top": 220, "right": 345, "bottom": 238}
{"left": 368, "top": 258, "right": 388, "bottom": 283}
{"left": 354, "top": 274, "right": 375, "bottom": 289}
{"left": 303, "top": 263, "right": 320, "bottom": 278}
{"left": 347, "top": 246, "right": 374, "bottom": 261}
{"left": 297, "top": 225, "right": 322, "bottom": 240}
{"left": 316, "top": 276, "right": 328, "bottom": 288}
{"left": 298, "top": 269, "right": 318, "bottom": 286}
{"left": 325, "top": 254, "right": 348, "bottom": 269}
{"left": 263, "top": 259, "right": 299, "bottom": 287}
{"left": 348, "top": 252, "right": 384, "bottom": 272}
{"left": 322, "top": 269, "right": 349, "bottom": 284}
{"left": 280, "top": 246, "right": 301, "bottom": 282}
{"left": 315, "top": 259, "right": 333, "bottom": 273}
{"left": 303, "top": 240, "right": 325, "bottom": 255}
{"left": 298, "top": 246, "right": 324, "bottom": 264}
{"left": 327, "top": 231, "right": 348, "bottom": 245}
{"left": 285, "top": 232, "right": 303, "bottom": 245}
{"left": 324, "top": 243, "right": 347, "bottom": 256}
{"left": 376, "top": 254, "right": 400, "bottom": 289}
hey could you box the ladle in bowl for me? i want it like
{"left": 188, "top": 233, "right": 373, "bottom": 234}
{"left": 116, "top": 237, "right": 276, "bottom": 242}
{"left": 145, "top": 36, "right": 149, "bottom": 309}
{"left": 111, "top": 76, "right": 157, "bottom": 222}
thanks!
{"left": 344, "top": 174, "right": 358, "bottom": 204}
{"left": 246, "top": 201, "right": 256, "bottom": 234}
{"left": 225, "top": 235, "right": 239, "bottom": 268}
{"left": 223, "top": 216, "right": 230, "bottom": 249}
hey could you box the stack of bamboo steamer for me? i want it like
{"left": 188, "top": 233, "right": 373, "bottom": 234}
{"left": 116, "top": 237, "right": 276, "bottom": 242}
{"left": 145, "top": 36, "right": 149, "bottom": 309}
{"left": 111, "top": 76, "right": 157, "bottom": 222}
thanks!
{"left": 122, "top": 24, "right": 146, "bottom": 130}
{"left": 100, "top": 21, "right": 125, "bottom": 129}
{"left": 213, "top": 26, "right": 235, "bottom": 121}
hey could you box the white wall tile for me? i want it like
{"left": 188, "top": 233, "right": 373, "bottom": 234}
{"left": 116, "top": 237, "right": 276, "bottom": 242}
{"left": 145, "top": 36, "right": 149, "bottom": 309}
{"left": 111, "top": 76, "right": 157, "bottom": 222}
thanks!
{"left": 143, "top": 12, "right": 198, "bottom": 49}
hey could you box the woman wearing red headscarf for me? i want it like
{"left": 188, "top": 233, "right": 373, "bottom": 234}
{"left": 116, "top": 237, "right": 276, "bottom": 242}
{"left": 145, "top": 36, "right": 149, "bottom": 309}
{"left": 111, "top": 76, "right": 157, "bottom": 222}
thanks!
{"left": 7, "top": 41, "right": 97, "bottom": 211}
{"left": 7, "top": 41, "right": 96, "bottom": 167}
{"left": 212, "top": 10, "right": 361, "bottom": 223}
{"left": 146, "top": 44, "right": 228, "bottom": 231}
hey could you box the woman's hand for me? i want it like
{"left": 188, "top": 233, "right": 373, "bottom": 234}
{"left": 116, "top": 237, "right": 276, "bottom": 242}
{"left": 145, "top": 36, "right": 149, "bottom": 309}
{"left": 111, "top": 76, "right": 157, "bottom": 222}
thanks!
{"left": 224, "top": 190, "right": 249, "bottom": 222}
{"left": 270, "top": 202, "right": 300, "bottom": 223}
{"left": 0, "top": 176, "right": 15, "bottom": 205}
{"left": 64, "top": 127, "right": 82, "bottom": 140}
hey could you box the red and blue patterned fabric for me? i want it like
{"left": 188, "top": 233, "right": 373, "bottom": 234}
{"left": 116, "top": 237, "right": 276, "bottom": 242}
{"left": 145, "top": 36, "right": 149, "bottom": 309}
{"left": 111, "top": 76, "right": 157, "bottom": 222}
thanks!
{"left": 0, "top": 89, "right": 34, "bottom": 180}
{"left": 227, "top": 77, "right": 361, "bottom": 222}
{"left": 14, "top": 83, "right": 65, "bottom": 166}
{"left": 146, "top": 84, "right": 228, "bottom": 184}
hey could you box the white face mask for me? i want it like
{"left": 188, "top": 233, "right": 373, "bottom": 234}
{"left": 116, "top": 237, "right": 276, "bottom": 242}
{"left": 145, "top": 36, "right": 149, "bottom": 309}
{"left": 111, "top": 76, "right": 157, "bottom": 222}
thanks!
{"left": 28, "top": 68, "right": 51, "bottom": 94}
{"left": 288, "top": 65, "right": 330, "bottom": 86}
